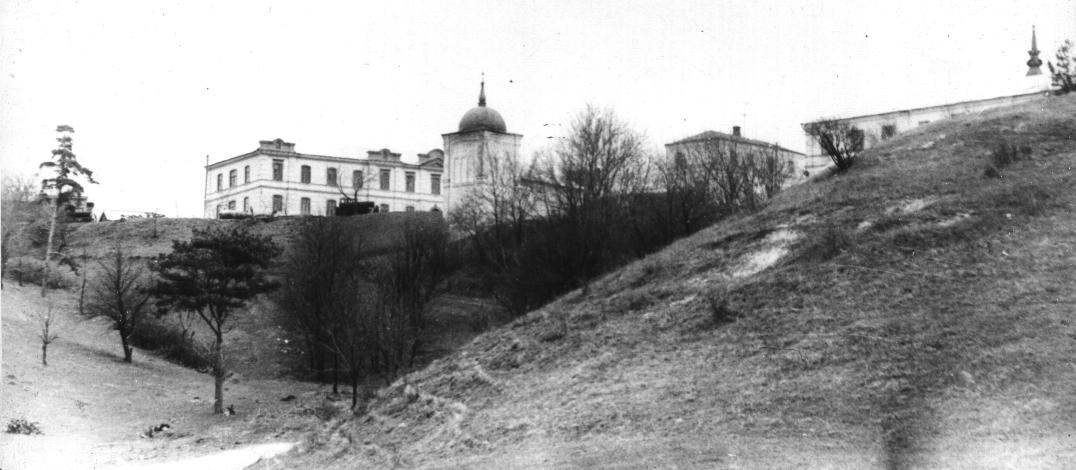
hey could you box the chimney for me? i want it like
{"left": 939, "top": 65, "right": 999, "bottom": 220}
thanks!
{"left": 732, "top": 126, "right": 741, "bottom": 137}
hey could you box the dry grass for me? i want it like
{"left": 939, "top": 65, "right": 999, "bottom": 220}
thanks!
{"left": 266, "top": 94, "right": 1076, "bottom": 469}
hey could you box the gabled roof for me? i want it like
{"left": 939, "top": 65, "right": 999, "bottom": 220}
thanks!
{"left": 667, "top": 130, "right": 804, "bottom": 155}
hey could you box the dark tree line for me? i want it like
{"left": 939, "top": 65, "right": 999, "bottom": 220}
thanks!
{"left": 275, "top": 216, "right": 450, "bottom": 409}
{"left": 451, "top": 105, "right": 795, "bottom": 317}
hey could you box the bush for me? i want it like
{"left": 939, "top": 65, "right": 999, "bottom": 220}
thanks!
{"left": 3, "top": 256, "right": 76, "bottom": 288}
{"left": 989, "top": 143, "right": 1031, "bottom": 169}
{"left": 797, "top": 225, "right": 853, "bottom": 262}
{"left": 129, "top": 319, "right": 212, "bottom": 371}
{"left": 6, "top": 418, "right": 42, "bottom": 435}
{"left": 706, "top": 294, "right": 739, "bottom": 327}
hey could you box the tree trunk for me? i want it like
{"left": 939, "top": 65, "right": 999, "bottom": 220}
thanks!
{"left": 331, "top": 354, "right": 339, "bottom": 394}
{"left": 121, "top": 330, "right": 132, "bottom": 363}
{"left": 41, "top": 201, "right": 57, "bottom": 298}
{"left": 78, "top": 274, "right": 87, "bottom": 315}
{"left": 351, "top": 368, "right": 360, "bottom": 410}
{"left": 41, "top": 342, "right": 48, "bottom": 366}
{"left": 213, "top": 333, "right": 225, "bottom": 414}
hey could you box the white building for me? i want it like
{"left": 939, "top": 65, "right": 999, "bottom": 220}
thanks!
{"left": 203, "top": 80, "right": 521, "bottom": 218}
{"left": 800, "top": 27, "right": 1053, "bottom": 174}
{"left": 204, "top": 140, "right": 445, "bottom": 217}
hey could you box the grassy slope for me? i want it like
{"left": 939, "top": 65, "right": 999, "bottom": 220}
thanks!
{"left": 273, "top": 94, "right": 1076, "bottom": 469}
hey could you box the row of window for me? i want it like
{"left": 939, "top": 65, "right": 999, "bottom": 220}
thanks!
{"left": 217, "top": 160, "right": 441, "bottom": 195}
{"left": 218, "top": 196, "right": 418, "bottom": 216}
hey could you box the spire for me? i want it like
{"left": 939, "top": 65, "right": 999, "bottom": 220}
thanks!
{"left": 478, "top": 73, "right": 487, "bottom": 107}
{"left": 1027, "top": 26, "right": 1043, "bottom": 76}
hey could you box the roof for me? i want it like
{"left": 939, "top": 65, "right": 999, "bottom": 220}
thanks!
{"left": 666, "top": 130, "right": 804, "bottom": 155}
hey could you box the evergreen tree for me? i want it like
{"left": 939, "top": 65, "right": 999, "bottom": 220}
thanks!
{"left": 38, "top": 125, "right": 96, "bottom": 297}
{"left": 150, "top": 226, "right": 281, "bottom": 414}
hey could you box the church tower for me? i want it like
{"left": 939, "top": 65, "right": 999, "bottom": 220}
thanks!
{"left": 442, "top": 77, "right": 523, "bottom": 216}
{"left": 1026, "top": 26, "right": 1043, "bottom": 76}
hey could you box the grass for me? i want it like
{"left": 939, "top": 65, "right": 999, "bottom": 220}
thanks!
{"left": 263, "top": 93, "right": 1076, "bottom": 469}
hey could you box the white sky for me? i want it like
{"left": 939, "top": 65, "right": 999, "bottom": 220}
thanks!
{"left": 1, "top": 0, "right": 1072, "bottom": 217}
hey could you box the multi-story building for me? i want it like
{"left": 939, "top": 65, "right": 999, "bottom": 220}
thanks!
{"left": 204, "top": 80, "right": 521, "bottom": 219}
{"left": 204, "top": 140, "right": 445, "bottom": 217}
{"left": 665, "top": 126, "right": 806, "bottom": 181}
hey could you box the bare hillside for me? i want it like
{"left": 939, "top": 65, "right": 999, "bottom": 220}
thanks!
{"left": 268, "top": 94, "right": 1076, "bottom": 469}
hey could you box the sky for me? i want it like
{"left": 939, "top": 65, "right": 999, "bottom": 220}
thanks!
{"left": 1, "top": 0, "right": 1072, "bottom": 218}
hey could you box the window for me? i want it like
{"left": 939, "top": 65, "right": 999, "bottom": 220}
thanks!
{"left": 379, "top": 169, "right": 390, "bottom": 190}
{"left": 300, "top": 165, "right": 311, "bottom": 184}
{"left": 850, "top": 128, "right": 865, "bottom": 151}
{"left": 431, "top": 174, "right": 441, "bottom": 195}
{"left": 272, "top": 195, "right": 283, "bottom": 213}
{"left": 326, "top": 199, "right": 337, "bottom": 216}
{"left": 881, "top": 124, "right": 897, "bottom": 140}
{"left": 216, "top": 204, "right": 223, "bottom": 217}
{"left": 228, "top": 170, "right": 237, "bottom": 188}
{"left": 405, "top": 172, "right": 415, "bottom": 193}
{"left": 272, "top": 160, "right": 283, "bottom": 181}
{"left": 228, "top": 200, "right": 236, "bottom": 210}
{"left": 243, "top": 197, "right": 249, "bottom": 213}
{"left": 300, "top": 198, "right": 311, "bottom": 215}
{"left": 431, "top": 205, "right": 441, "bottom": 213}
{"left": 405, "top": 205, "right": 415, "bottom": 212}
{"left": 216, "top": 174, "right": 223, "bottom": 191}
{"left": 379, "top": 203, "right": 389, "bottom": 213}
{"left": 244, "top": 165, "right": 250, "bottom": 183}
{"left": 327, "top": 168, "right": 338, "bottom": 186}
{"left": 674, "top": 151, "right": 687, "bottom": 169}
{"left": 353, "top": 170, "right": 364, "bottom": 189}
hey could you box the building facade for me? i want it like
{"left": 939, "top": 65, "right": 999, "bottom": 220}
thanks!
{"left": 204, "top": 140, "right": 445, "bottom": 217}
{"left": 204, "top": 81, "right": 520, "bottom": 218}
{"left": 665, "top": 126, "right": 806, "bottom": 182}
{"left": 800, "top": 27, "right": 1052, "bottom": 174}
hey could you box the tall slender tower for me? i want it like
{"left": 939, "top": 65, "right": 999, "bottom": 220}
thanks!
{"left": 1026, "top": 26, "right": 1043, "bottom": 76}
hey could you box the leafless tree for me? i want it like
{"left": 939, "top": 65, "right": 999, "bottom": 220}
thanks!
{"left": 537, "top": 104, "right": 649, "bottom": 289}
{"left": 1048, "top": 39, "right": 1075, "bottom": 93}
{"left": 84, "top": 244, "right": 152, "bottom": 362}
{"left": 802, "top": 119, "right": 864, "bottom": 171}
{"left": 38, "top": 305, "right": 60, "bottom": 366}
{"left": 752, "top": 145, "right": 795, "bottom": 199}
{"left": 2, "top": 175, "right": 40, "bottom": 286}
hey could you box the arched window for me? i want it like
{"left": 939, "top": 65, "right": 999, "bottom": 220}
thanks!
{"left": 229, "top": 170, "right": 237, "bottom": 187}
{"left": 243, "top": 197, "right": 250, "bottom": 213}
{"left": 300, "top": 197, "right": 311, "bottom": 215}
{"left": 353, "top": 170, "right": 364, "bottom": 189}
{"left": 216, "top": 174, "right": 223, "bottom": 191}
{"left": 326, "top": 199, "right": 337, "bottom": 216}
{"left": 227, "top": 200, "right": 236, "bottom": 210}
{"left": 327, "top": 168, "right": 338, "bottom": 186}
{"left": 244, "top": 166, "right": 250, "bottom": 183}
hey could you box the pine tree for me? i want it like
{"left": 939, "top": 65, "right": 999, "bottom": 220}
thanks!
{"left": 150, "top": 226, "right": 281, "bottom": 414}
{"left": 39, "top": 125, "right": 96, "bottom": 297}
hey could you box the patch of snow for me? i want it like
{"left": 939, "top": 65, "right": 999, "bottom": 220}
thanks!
{"left": 936, "top": 212, "right": 972, "bottom": 228}
{"left": 888, "top": 197, "right": 936, "bottom": 215}
{"left": 108, "top": 442, "right": 296, "bottom": 470}
{"left": 730, "top": 229, "right": 799, "bottom": 279}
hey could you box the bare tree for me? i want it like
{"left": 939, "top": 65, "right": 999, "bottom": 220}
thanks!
{"left": 802, "top": 119, "right": 864, "bottom": 171}
{"left": 1, "top": 175, "right": 39, "bottom": 285}
{"left": 538, "top": 104, "right": 648, "bottom": 289}
{"left": 752, "top": 145, "right": 795, "bottom": 199}
{"left": 84, "top": 244, "right": 152, "bottom": 362}
{"left": 38, "top": 305, "right": 60, "bottom": 366}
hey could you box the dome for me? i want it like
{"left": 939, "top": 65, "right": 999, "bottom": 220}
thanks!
{"left": 458, "top": 106, "right": 507, "bottom": 133}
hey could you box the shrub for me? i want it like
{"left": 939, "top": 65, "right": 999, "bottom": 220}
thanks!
{"left": 129, "top": 319, "right": 212, "bottom": 371}
{"left": 706, "top": 293, "right": 739, "bottom": 327}
{"left": 1048, "top": 39, "right": 1075, "bottom": 94}
{"left": 3, "top": 256, "right": 76, "bottom": 288}
{"left": 989, "top": 143, "right": 1032, "bottom": 169}
{"left": 798, "top": 225, "right": 853, "bottom": 262}
{"left": 6, "top": 418, "right": 42, "bottom": 435}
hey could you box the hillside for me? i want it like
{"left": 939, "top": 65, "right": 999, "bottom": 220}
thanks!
{"left": 265, "top": 94, "right": 1076, "bottom": 469}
